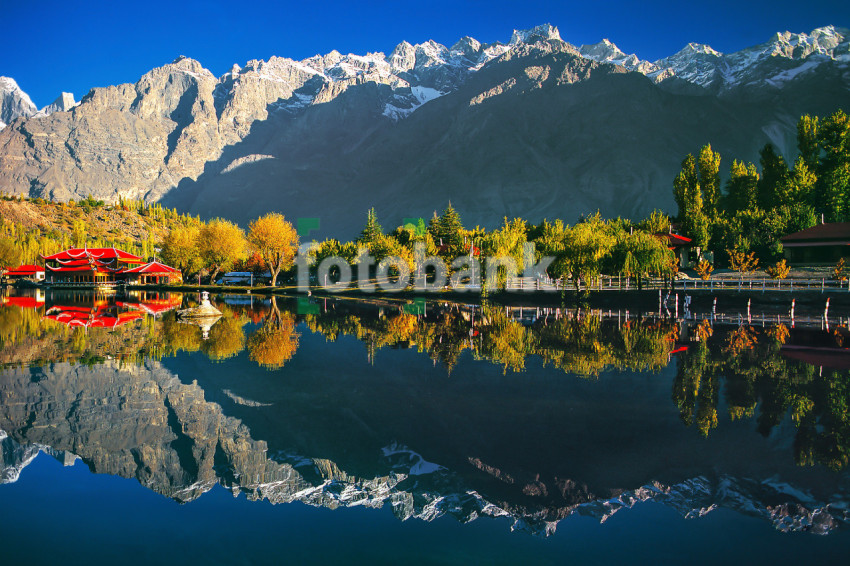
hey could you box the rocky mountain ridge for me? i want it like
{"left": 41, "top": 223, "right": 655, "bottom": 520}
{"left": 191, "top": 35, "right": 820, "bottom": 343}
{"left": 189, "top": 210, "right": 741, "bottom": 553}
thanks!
{"left": 580, "top": 25, "right": 850, "bottom": 92}
{"left": 0, "top": 24, "right": 848, "bottom": 237}
{"left": 0, "top": 77, "right": 76, "bottom": 130}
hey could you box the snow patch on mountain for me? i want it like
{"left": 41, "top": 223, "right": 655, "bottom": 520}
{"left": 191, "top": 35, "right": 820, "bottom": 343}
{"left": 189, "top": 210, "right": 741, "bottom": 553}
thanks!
{"left": 765, "top": 59, "right": 822, "bottom": 87}
{"left": 381, "top": 442, "right": 446, "bottom": 475}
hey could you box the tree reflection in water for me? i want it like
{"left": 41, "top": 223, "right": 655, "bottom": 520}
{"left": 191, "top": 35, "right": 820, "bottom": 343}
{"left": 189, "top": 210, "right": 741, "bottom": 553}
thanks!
{"left": 2, "top": 291, "right": 849, "bottom": 470}
{"left": 248, "top": 296, "right": 299, "bottom": 369}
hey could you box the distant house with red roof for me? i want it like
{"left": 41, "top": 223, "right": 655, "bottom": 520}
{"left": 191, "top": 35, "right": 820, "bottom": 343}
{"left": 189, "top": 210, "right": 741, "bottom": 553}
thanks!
{"left": 41, "top": 247, "right": 181, "bottom": 287}
{"left": 657, "top": 230, "right": 694, "bottom": 268}
{"left": 3, "top": 264, "right": 45, "bottom": 281}
{"left": 780, "top": 223, "right": 850, "bottom": 264}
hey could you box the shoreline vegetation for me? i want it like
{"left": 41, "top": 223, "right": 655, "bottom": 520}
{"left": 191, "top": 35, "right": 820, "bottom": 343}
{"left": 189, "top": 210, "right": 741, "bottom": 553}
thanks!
{"left": 1, "top": 109, "right": 848, "bottom": 296}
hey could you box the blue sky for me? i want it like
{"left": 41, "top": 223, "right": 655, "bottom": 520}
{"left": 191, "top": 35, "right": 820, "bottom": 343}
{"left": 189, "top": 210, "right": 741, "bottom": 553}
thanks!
{"left": 4, "top": 0, "right": 849, "bottom": 107}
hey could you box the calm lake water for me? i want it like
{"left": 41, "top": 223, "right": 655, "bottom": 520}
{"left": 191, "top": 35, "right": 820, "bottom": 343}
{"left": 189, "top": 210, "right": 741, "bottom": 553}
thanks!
{"left": 1, "top": 289, "right": 849, "bottom": 564}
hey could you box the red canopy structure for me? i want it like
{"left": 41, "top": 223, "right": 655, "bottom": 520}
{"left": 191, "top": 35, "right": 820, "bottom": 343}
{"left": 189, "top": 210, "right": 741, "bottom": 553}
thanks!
{"left": 40, "top": 247, "right": 180, "bottom": 287}
{"left": 121, "top": 261, "right": 182, "bottom": 285}
{"left": 42, "top": 247, "right": 145, "bottom": 286}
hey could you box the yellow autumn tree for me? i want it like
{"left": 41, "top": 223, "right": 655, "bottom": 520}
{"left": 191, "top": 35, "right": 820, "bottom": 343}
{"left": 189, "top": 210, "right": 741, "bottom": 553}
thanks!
{"left": 160, "top": 225, "right": 202, "bottom": 279}
{"left": 247, "top": 213, "right": 300, "bottom": 287}
{"left": 198, "top": 219, "right": 247, "bottom": 283}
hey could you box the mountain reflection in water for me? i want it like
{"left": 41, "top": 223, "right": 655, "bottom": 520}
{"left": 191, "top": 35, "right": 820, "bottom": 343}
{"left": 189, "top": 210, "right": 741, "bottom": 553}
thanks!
{"left": 1, "top": 289, "right": 849, "bottom": 536}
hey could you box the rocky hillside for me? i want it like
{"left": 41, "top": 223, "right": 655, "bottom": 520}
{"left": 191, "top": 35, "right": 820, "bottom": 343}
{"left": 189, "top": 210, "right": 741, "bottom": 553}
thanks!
{"left": 0, "top": 25, "right": 848, "bottom": 239}
{"left": 0, "top": 197, "right": 180, "bottom": 251}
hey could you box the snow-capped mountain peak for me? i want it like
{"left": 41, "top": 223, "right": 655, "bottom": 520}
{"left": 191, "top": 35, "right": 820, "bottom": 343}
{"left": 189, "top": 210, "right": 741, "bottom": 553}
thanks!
{"left": 682, "top": 42, "right": 723, "bottom": 57}
{"left": 650, "top": 26, "right": 849, "bottom": 91}
{"left": 509, "top": 24, "right": 562, "bottom": 47}
{"left": 579, "top": 39, "right": 672, "bottom": 80}
{"left": 1, "top": 76, "right": 38, "bottom": 128}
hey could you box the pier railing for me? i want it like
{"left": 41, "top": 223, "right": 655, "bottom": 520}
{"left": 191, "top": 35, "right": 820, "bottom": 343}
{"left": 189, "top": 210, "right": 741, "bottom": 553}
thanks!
{"left": 503, "top": 276, "right": 850, "bottom": 293}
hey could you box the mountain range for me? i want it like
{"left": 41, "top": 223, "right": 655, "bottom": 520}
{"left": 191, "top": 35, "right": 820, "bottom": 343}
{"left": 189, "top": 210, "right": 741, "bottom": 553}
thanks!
{"left": 0, "top": 24, "right": 848, "bottom": 238}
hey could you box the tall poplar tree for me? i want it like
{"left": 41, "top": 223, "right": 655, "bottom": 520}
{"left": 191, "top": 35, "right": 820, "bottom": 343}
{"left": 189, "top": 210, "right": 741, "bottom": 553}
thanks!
{"left": 757, "top": 144, "right": 789, "bottom": 210}
{"left": 698, "top": 144, "right": 722, "bottom": 219}
{"left": 724, "top": 160, "right": 759, "bottom": 214}
{"left": 797, "top": 114, "right": 820, "bottom": 171}
{"left": 816, "top": 110, "right": 850, "bottom": 222}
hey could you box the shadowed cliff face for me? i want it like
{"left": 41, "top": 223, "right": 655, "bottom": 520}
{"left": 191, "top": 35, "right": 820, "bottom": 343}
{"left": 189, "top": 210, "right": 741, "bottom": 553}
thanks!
{"left": 0, "top": 29, "right": 847, "bottom": 239}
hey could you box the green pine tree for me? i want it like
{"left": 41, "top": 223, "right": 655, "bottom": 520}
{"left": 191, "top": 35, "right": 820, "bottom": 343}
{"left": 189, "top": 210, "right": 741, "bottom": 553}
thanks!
{"left": 359, "top": 208, "right": 383, "bottom": 245}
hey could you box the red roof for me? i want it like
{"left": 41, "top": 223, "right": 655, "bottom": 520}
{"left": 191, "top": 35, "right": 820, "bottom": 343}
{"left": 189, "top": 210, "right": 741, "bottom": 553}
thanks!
{"left": 658, "top": 232, "right": 692, "bottom": 248}
{"left": 5, "top": 264, "right": 44, "bottom": 276}
{"left": 42, "top": 247, "right": 144, "bottom": 262}
{"left": 122, "top": 261, "right": 181, "bottom": 274}
{"left": 781, "top": 223, "right": 850, "bottom": 245}
{"left": 42, "top": 247, "right": 147, "bottom": 274}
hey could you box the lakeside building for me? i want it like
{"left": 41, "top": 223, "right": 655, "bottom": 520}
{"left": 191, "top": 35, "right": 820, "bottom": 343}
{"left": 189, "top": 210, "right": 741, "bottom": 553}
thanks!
{"left": 781, "top": 223, "right": 850, "bottom": 264}
{"left": 657, "top": 230, "right": 694, "bottom": 268}
{"left": 41, "top": 247, "right": 182, "bottom": 288}
{"left": 2, "top": 264, "right": 45, "bottom": 282}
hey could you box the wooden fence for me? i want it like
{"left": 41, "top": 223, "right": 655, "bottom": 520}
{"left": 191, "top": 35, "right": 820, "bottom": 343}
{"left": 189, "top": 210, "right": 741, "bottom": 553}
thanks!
{"left": 503, "top": 275, "right": 850, "bottom": 293}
